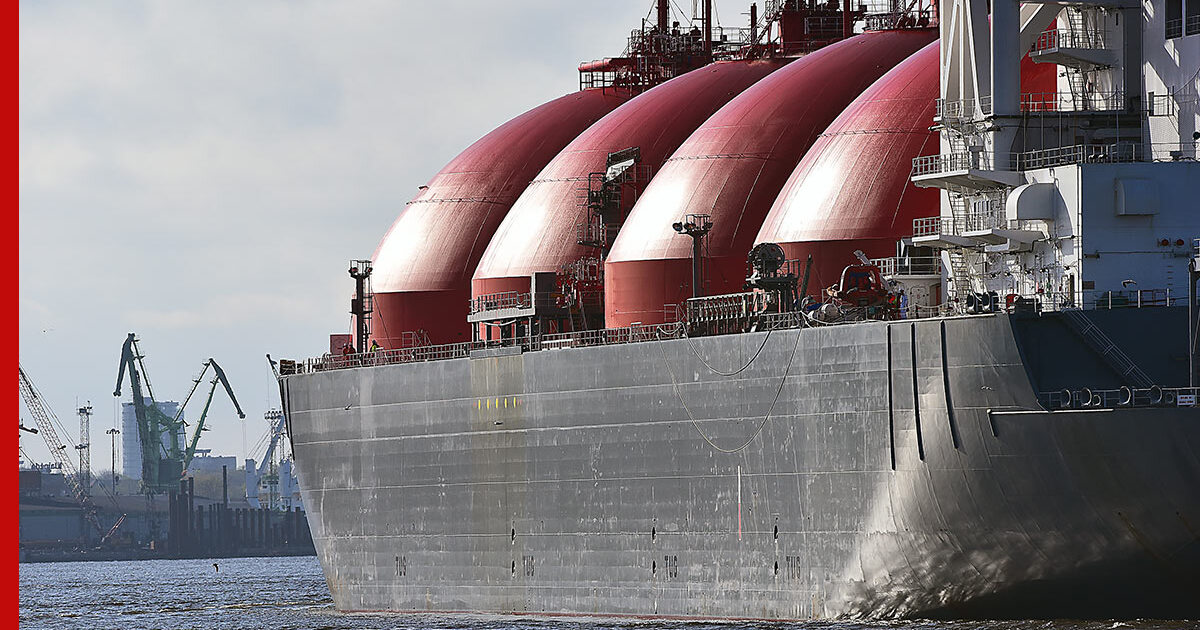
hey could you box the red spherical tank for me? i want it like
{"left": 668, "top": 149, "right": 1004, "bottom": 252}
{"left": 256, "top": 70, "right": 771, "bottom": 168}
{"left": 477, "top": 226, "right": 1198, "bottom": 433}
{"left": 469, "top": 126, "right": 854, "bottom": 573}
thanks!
{"left": 603, "top": 29, "right": 936, "bottom": 328}
{"left": 368, "top": 88, "right": 630, "bottom": 348}
{"left": 470, "top": 59, "right": 788, "bottom": 310}
{"left": 753, "top": 43, "right": 1058, "bottom": 293}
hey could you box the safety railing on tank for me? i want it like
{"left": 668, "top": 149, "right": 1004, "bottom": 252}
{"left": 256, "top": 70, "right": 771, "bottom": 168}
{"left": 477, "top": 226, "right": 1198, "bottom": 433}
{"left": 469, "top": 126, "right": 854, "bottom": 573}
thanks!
{"left": 865, "top": 11, "right": 934, "bottom": 31}
{"left": 804, "top": 16, "right": 844, "bottom": 36}
{"left": 469, "top": 291, "right": 531, "bottom": 314}
{"left": 712, "top": 26, "right": 752, "bottom": 45}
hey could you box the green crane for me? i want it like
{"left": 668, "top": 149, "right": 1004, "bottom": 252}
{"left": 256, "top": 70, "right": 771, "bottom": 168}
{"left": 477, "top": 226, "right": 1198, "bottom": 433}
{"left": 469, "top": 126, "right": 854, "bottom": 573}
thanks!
{"left": 175, "top": 357, "right": 246, "bottom": 473}
{"left": 113, "top": 333, "right": 245, "bottom": 494}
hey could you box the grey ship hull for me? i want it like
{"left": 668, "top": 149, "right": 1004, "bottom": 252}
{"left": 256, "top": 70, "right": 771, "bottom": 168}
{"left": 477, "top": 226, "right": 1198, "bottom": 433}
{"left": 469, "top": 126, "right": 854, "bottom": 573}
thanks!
{"left": 283, "top": 311, "right": 1200, "bottom": 619}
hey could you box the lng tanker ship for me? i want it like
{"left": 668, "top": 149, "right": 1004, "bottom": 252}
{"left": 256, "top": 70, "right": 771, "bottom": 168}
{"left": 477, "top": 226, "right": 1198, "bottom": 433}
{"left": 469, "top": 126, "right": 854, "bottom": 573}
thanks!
{"left": 279, "top": 0, "right": 1200, "bottom": 620}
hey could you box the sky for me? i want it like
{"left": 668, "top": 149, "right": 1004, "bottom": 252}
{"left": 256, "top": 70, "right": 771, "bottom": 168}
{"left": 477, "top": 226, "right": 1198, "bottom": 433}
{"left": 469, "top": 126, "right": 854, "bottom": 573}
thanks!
{"left": 19, "top": 1, "right": 747, "bottom": 478}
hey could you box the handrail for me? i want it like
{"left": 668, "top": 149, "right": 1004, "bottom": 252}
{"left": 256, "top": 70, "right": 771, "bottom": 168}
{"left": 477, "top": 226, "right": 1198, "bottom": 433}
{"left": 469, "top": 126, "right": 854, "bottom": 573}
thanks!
{"left": 285, "top": 286, "right": 1185, "bottom": 375}
{"left": 1167, "top": 18, "right": 1183, "bottom": 39}
{"left": 912, "top": 142, "right": 1145, "bottom": 178}
{"left": 1019, "top": 90, "right": 1127, "bottom": 113}
{"left": 871, "top": 256, "right": 940, "bottom": 277}
{"left": 469, "top": 291, "right": 530, "bottom": 313}
{"left": 1039, "top": 386, "right": 1198, "bottom": 410}
{"left": 1032, "top": 27, "right": 1107, "bottom": 52}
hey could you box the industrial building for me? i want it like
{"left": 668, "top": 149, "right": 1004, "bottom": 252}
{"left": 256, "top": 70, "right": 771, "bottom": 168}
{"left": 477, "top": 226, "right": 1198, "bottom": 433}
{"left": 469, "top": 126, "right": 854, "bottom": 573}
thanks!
{"left": 120, "top": 398, "right": 182, "bottom": 482}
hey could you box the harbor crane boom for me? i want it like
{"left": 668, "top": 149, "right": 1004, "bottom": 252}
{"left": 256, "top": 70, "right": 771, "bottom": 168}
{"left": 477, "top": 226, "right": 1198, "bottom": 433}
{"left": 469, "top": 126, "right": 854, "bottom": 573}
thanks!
{"left": 114, "top": 333, "right": 183, "bottom": 492}
{"left": 114, "top": 333, "right": 245, "bottom": 493}
{"left": 179, "top": 359, "right": 245, "bottom": 471}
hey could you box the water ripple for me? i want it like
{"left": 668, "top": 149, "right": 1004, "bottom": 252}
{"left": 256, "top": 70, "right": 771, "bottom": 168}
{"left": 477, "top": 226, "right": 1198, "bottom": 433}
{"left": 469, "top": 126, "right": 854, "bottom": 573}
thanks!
{"left": 18, "top": 557, "right": 1198, "bottom": 630}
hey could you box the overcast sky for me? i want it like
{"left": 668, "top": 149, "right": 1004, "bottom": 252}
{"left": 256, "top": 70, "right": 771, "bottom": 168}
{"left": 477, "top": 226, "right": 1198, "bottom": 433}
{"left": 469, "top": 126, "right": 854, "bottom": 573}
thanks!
{"left": 19, "top": 1, "right": 747, "bottom": 482}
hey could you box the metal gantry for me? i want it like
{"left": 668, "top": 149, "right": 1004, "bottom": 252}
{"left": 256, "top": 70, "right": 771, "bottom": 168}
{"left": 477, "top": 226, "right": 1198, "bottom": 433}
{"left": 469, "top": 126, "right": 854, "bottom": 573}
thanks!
{"left": 247, "top": 409, "right": 288, "bottom": 510}
{"left": 106, "top": 427, "right": 121, "bottom": 493}
{"left": 76, "top": 402, "right": 92, "bottom": 497}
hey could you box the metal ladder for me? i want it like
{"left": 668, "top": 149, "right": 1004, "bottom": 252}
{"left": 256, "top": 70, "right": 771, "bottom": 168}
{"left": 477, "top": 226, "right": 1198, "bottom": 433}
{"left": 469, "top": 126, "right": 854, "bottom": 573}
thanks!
{"left": 948, "top": 250, "right": 973, "bottom": 300}
{"left": 1061, "top": 309, "right": 1154, "bottom": 387}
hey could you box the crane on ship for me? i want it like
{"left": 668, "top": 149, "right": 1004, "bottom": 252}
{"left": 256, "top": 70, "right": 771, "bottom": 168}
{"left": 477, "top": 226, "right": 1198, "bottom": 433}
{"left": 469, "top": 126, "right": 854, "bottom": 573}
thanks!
{"left": 18, "top": 364, "right": 126, "bottom": 545}
{"left": 113, "top": 333, "right": 245, "bottom": 494}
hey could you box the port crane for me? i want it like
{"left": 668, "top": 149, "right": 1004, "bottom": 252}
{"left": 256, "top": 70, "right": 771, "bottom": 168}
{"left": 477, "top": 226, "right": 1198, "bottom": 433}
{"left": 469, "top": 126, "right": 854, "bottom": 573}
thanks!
{"left": 18, "top": 365, "right": 126, "bottom": 544}
{"left": 113, "top": 333, "right": 245, "bottom": 494}
{"left": 174, "top": 356, "right": 246, "bottom": 473}
{"left": 247, "top": 354, "right": 293, "bottom": 510}
{"left": 246, "top": 408, "right": 288, "bottom": 509}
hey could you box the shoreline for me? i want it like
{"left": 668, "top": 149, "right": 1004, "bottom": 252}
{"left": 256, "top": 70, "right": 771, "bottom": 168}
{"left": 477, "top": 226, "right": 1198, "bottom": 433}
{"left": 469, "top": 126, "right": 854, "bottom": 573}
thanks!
{"left": 19, "top": 547, "right": 316, "bottom": 564}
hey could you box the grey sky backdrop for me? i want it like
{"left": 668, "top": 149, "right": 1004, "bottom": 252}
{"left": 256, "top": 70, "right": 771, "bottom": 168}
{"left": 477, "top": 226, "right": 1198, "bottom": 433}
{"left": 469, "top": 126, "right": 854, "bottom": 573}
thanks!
{"left": 19, "top": 2, "right": 746, "bottom": 480}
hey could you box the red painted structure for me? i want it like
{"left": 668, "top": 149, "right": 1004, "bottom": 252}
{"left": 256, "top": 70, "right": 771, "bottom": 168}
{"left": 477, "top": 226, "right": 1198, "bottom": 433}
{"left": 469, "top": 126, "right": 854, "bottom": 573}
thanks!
{"left": 604, "top": 29, "right": 936, "bottom": 328}
{"left": 471, "top": 59, "right": 787, "bottom": 310}
{"left": 368, "top": 88, "right": 630, "bottom": 348}
{"left": 754, "top": 43, "right": 1058, "bottom": 294}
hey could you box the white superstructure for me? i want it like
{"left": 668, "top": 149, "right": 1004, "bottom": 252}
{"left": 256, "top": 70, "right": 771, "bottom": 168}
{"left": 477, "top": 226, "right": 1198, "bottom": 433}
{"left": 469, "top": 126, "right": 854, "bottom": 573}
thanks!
{"left": 903, "top": 0, "right": 1199, "bottom": 314}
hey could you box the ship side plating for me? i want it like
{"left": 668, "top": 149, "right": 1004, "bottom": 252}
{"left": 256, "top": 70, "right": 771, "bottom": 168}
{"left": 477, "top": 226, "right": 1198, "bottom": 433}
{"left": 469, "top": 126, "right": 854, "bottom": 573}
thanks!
{"left": 282, "top": 0, "right": 1200, "bottom": 620}
{"left": 286, "top": 311, "right": 1199, "bottom": 618}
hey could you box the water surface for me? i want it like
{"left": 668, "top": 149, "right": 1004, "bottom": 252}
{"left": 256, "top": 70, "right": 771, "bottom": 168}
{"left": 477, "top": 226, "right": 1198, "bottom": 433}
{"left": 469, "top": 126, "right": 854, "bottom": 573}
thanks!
{"left": 18, "top": 556, "right": 1196, "bottom": 630}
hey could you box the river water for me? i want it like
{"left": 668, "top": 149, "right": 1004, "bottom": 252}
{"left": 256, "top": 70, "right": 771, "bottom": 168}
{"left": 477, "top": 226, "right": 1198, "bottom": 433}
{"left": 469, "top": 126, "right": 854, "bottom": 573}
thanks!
{"left": 17, "top": 556, "right": 1197, "bottom": 630}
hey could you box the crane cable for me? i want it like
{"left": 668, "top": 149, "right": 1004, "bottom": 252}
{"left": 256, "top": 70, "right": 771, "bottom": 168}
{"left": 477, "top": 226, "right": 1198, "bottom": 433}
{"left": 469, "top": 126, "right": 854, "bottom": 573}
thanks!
{"left": 656, "top": 326, "right": 803, "bottom": 454}
{"left": 684, "top": 326, "right": 773, "bottom": 376}
{"left": 19, "top": 444, "right": 37, "bottom": 467}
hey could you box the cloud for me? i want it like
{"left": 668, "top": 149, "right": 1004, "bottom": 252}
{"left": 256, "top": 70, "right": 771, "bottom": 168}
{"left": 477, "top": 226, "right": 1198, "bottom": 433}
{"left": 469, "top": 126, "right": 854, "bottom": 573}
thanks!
{"left": 124, "top": 292, "right": 319, "bottom": 330}
{"left": 19, "top": 0, "right": 721, "bottom": 464}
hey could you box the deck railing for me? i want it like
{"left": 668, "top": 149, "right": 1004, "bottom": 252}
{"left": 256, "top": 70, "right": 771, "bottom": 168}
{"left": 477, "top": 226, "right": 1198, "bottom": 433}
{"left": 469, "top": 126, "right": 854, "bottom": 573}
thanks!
{"left": 871, "top": 256, "right": 941, "bottom": 277}
{"left": 1032, "top": 27, "right": 1108, "bottom": 52}
{"left": 1039, "top": 386, "right": 1198, "bottom": 410}
{"left": 286, "top": 286, "right": 1186, "bottom": 376}
{"left": 1167, "top": 18, "right": 1183, "bottom": 39}
{"left": 1015, "top": 142, "right": 1142, "bottom": 170}
{"left": 469, "top": 291, "right": 531, "bottom": 313}
{"left": 913, "top": 142, "right": 1146, "bottom": 178}
{"left": 1019, "top": 90, "right": 1126, "bottom": 113}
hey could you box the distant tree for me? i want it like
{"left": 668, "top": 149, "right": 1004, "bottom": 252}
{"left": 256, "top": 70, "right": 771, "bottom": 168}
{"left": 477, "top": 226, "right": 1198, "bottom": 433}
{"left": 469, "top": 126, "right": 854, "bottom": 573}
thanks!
{"left": 92, "top": 469, "right": 120, "bottom": 494}
{"left": 188, "top": 470, "right": 237, "bottom": 502}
